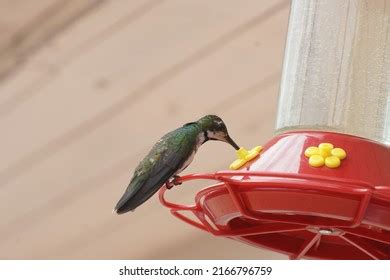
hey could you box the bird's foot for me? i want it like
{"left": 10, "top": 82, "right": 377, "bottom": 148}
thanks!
{"left": 172, "top": 175, "right": 182, "bottom": 186}
{"left": 165, "top": 175, "right": 182, "bottom": 190}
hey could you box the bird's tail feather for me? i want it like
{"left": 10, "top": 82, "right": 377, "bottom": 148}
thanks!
{"left": 114, "top": 173, "right": 171, "bottom": 214}
{"left": 114, "top": 187, "right": 157, "bottom": 214}
{"left": 114, "top": 193, "right": 141, "bottom": 214}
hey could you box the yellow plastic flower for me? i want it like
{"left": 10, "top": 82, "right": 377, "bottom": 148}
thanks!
{"left": 229, "top": 146, "right": 262, "bottom": 170}
{"left": 304, "top": 143, "right": 346, "bottom": 168}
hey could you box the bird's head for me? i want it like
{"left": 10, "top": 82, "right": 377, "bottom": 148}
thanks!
{"left": 197, "top": 115, "right": 240, "bottom": 150}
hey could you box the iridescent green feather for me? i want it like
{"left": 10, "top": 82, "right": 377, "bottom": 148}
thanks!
{"left": 114, "top": 124, "right": 200, "bottom": 213}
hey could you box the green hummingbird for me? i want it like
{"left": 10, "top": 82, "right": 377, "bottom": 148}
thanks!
{"left": 114, "top": 115, "right": 240, "bottom": 214}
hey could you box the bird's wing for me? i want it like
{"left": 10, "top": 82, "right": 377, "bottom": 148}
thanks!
{"left": 147, "top": 144, "right": 189, "bottom": 186}
{"left": 114, "top": 131, "right": 194, "bottom": 213}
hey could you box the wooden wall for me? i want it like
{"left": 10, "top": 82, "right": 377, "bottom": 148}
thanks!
{"left": 0, "top": 0, "right": 290, "bottom": 259}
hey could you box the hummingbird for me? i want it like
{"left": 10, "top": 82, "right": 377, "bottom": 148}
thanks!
{"left": 114, "top": 115, "right": 240, "bottom": 214}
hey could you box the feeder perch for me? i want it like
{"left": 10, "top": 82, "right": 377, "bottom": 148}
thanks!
{"left": 159, "top": 0, "right": 390, "bottom": 259}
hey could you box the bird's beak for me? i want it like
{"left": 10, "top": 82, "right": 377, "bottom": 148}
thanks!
{"left": 225, "top": 135, "right": 240, "bottom": 150}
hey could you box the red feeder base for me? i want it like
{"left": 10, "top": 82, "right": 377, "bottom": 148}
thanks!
{"left": 159, "top": 131, "right": 390, "bottom": 259}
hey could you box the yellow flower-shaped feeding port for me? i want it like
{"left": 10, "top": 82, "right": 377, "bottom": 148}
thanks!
{"left": 229, "top": 146, "right": 263, "bottom": 170}
{"left": 304, "top": 143, "right": 346, "bottom": 168}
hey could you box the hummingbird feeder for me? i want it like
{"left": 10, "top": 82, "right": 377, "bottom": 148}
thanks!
{"left": 159, "top": 0, "right": 390, "bottom": 259}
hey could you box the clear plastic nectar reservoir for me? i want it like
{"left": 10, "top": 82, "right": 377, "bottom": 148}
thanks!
{"left": 276, "top": 0, "right": 390, "bottom": 145}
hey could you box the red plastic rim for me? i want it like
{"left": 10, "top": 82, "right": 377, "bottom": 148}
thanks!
{"left": 159, "top": 171, "right": 390, "bottom": 260}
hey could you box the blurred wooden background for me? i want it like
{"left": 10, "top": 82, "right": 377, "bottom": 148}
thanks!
{"left": 0, "top": 0, "right": 290, "bottom": 259}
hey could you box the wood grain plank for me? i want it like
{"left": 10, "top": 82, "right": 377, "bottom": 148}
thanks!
{"left": 0, "top": 0, "right": 287, "bottom": 182}
{"left": 0, "top": 0, "right": 290, "bottom": 259}
{"left": 0, "top": 0, "right": 103, "bottom": 81}
{"left": 0, "top": 0, "right": 162, "bottom": 105}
